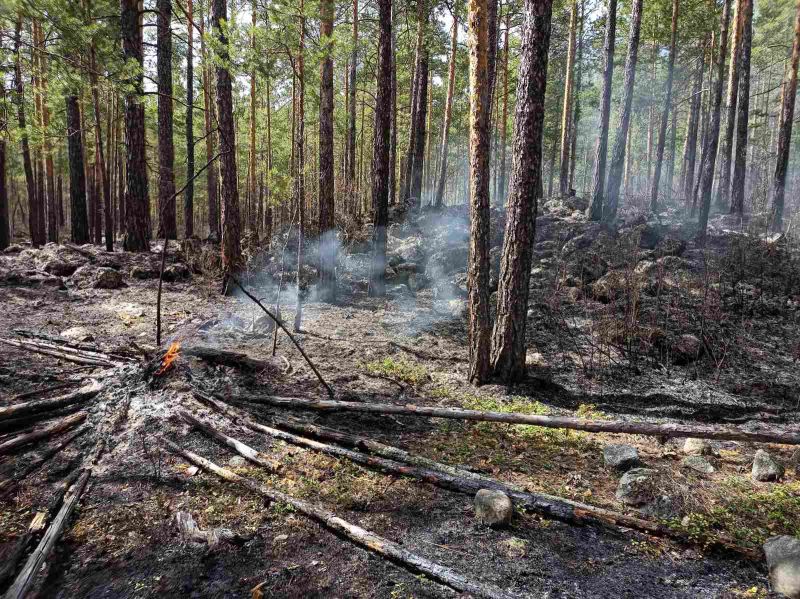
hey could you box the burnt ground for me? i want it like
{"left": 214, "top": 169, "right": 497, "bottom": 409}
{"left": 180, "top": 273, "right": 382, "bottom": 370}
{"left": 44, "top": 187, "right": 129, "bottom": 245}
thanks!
{"left": 1, "top": 201, "right": 799, "bottom": 598}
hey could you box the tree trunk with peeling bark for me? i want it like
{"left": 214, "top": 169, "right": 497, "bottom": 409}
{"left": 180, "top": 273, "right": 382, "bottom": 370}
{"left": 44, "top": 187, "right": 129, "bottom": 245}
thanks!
{"left": 558, "top": 0, "right": 577, "bottom": 196}
{"left": 434, "top": 12, "right": 459, "bottom": 209}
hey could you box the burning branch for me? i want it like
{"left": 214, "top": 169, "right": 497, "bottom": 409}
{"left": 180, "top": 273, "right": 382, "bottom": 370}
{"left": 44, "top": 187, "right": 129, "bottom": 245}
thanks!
{"left": 154, "top": 342, "right": 181, "bottom": 376}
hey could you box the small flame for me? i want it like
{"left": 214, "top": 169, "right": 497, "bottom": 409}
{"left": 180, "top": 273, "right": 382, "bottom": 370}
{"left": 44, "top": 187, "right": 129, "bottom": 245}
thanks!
{"left": 155, "top": 341, "right": 181, "bottom": 376}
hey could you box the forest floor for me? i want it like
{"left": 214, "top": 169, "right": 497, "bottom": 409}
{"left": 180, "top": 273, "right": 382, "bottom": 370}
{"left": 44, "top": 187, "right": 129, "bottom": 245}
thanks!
{"left": 1, "top": 197, "right": 799, "bottom": 598}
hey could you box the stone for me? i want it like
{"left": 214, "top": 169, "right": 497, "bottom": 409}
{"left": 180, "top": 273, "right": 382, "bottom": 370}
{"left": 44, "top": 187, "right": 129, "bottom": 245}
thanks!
{"left": 130, "top": 265, "right": 159, "bottom": 279}
{"left": 60, "top": 326, "right": 94, "bottom": 343}
{"left": 42, "top": 258, "right": 81, "bottom": 277}
{"left": 752, "top": 450, "right": 785, "bottom": 482}
{"left": 764, "top": 536, "right": 800, "bottom": 598}
{"left": 93, "top": 267, "right": 126, "bottom": 289}
{"left": 671, "top": 334, "right": 703, "bottom": 365}
{"left": 603, "top": 444, "right": 641, "bottom": 472}
{"left": 640, "top": 495, "right": 677, "bottom": 520}
{"left": 683, "top": 438, "right": 715, "bottom": 456}
{"left": 790, "top": 448, "right": 800, "bottom": 474}
{"left": 228, "top": 456, "right": 246, "bottom": 468}
{"left": 474, "top": 489, "right": 513, "bottom": 527}
{"left": 162, "top": 263, "right": 191, "bottom": 282}
{"left": 681, "top": 456, "right": 716, "bottom": 475}
{"left": 616, "top": 468, "right": 658, "bottom": 506}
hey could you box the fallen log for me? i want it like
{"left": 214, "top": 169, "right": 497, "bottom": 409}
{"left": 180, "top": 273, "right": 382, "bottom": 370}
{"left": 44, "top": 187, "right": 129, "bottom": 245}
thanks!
{"left": 0, "top": 382, "right": 102, "bottom": 422}
{"left": 0, "top": 469, "right": 82, "bottom": 589}
{"left": 0, "top": 337, "right": 120, "bottom": 367}
{"left": 200, "top": 394, "right": 760, "bottom": 560}
{"left": 182, "top": 346, "right": 280, "bottom": 372}
{"left": 229, "top": 276, "right": 334, "bottom": 397}
{"left": 0, "top": 426, "right": 88, "bottom": 496}
{"left": 3, "top": 469, "right": 90, "bottom": 599}
{"left": 160, "top": 437, "right": 518, "bottom": 599}
{"left": 8, "top": 383, "right": 76, "bottom": 402}
{"left": 174, "top": 511, "right": 246, "bottom": 547}
{"left": 0, "top": 412, "right": 87, "bottom": 456}
{"left": 178, "top": 410, "right": 282, "bottom": 472}
{"left": 225, "top": 392, "right": 800, "bottom": 446}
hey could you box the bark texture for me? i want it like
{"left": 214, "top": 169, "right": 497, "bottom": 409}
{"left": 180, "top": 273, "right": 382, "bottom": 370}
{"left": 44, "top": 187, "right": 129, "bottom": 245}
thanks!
{"left": 212, "top": 0, "right": 242, "bottom": 278}
{"left": 185, "top": 0, "right": 195, "bottom": 238}
{"left": 318, "top": 0, "right": 336, "bottom": 300}
{"left": 729, "top": 0, "right": 752, "bottom": 216}
{"left": 121, "top": 0, "right": 150, "bottom": 251}
{"left": 157, "top": 0, "right": 177, "bottom": 240}
{"left": 433, "top": 12, "right": 459, "bottom": 209}
{"left": 368, "top": 0, "right": 393, "bottom": 297}
{"left": 490, "top": 0, "right": 553, "bottom": 381}
{"left": 467, "top": 0, "right": 493, "bottom": 384}
{"left": 558, "top": 0, "right": 578, "bottom": 196}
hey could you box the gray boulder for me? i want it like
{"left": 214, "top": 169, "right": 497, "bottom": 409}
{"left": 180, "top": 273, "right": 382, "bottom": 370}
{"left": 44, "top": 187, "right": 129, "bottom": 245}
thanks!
{"left": 640, "top": 495, "right": 677, "bottom": 520}
{"left": 764, "top": 536, "right": 800, "bottom": 598}
{"left": 162, "top": 263, "right": 191, "bottom": 282}
{"left": 681, "top": 456, "right": 715, "bottom": 475}
{"left": 683, "top": 438, "right": 715, "bottom": 456}
{"left": 752, "top": 450, "right": 785, "bottom": 482}
{"left": 42, "top": 258, "right": 82, "bottom": 277}
{"left": 603, "top": 444, "right": 641, "bottom": 472}
{"left": 130, "top": 265, "right": 159, "bottom": 279}
{"left": 671, "top": 334, "right": 703, "bottom": 365}
{"left": 474, "top": 489, "right": 513, "bottom": 527}
{"left": 616, "top": 468, "right": 658, "bottom": 506}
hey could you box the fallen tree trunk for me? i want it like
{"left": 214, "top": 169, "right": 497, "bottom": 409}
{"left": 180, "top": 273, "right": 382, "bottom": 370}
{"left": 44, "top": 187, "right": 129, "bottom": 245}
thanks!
{"left": 3, "top": 469, "right": 90, "bottom": 599}
{"left": 0, "top": 408, "right": 82, "bottom": 435}
{"left": 0, "top": 468, "right": 82, "bottom": 589}
{"left": 9, "top": 383, "right": 76, "bottom": 402}
{"left": 0, "top": 426, "right": 88, "bottom": 496}
{"left": 160, "top": 437, "right": 518, "bottom": 599}
{"left": 178, "top": 410, "right": 282, "bottom": 472}
{"left": 0, "top": 382, "right": 102, "bottom": 421}
{"left": 0, "top": 412, "right": 87, "bottom": 456}
{"left": 183, "top": 346, "right": 280, "bottom": 372}
{"left": 224, "top": 392, "right": 800, "bottom": 445}
{"left": 199, "top": 393, "right": 760, "bottom": 560}
{"left": 0, "top": 337, "right": 121, "bottom": 367}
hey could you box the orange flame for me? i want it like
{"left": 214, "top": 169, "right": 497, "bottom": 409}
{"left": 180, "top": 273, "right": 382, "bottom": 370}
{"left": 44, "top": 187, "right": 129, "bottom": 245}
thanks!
{"left": 155, "top": 341, "right": 181, "bottom": 376}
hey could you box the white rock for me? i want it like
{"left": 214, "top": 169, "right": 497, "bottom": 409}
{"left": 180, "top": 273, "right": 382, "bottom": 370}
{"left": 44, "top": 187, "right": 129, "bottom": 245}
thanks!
{"left": 474, "top": 489, "right": 513, "bottom": 527}
{"left": 764, "top": 536, "right": 800, "bottom": 598}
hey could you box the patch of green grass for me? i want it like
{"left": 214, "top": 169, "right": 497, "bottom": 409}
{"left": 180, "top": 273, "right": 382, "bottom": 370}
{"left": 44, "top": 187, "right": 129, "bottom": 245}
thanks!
{"left": 675, "top": 477, "right": 800, "bottom": 549}
{"left": 576, "top": 403, "right": 609, "bottom": 420}
{"left": 364, "top": 357, "right": 430, "bottom": 385}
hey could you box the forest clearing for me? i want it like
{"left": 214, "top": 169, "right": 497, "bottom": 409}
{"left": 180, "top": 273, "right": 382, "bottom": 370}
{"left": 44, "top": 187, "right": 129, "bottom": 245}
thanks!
{"left": 0, "top": 0, "right": 799, "bottom": 596}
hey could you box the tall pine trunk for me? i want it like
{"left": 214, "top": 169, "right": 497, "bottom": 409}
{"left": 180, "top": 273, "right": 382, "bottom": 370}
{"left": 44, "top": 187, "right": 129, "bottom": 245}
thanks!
{"left": 368, "top": 0, "right": 393, "bottom": 297}
{"left": 13, "top": 18, "right": 41, "bottom": 247}
{"left": 433, "top": 11, "right": 459, "bottom": 209}
{"left": 389, "top": 7, "right": 398, "bottom": 205}
{"left": 467, "top": 0, "right": 493, "bottom": 384}
{"left": 200, "top": 8, "right": 218, "bottom": 239}
{"left": 347, "top": 0, "right": 358, "bottom": 189}
{"left": 491, "top": 0, "right": 553, "bottom": 381}
{"left": 587, "top": 0, "right": 617, "bottom": 220}
{"left": 248, "top": 3, "right": 258, "bottom": 240}
{"left": 185, "top": 0, "right": 195, "bottom": 238}
{"left": 66, "top": 95, "right": 89, "bottom": 246}
{"left": 318, "top": 0, "right": 336, "bottom": 300}
{"left": 729, "top": 0, "right": 752, "bottom": 216}
{"left": 121, "top": 0, "right": 150, "bottom": 251}
{"left": 770, "top": 0, "right": 799, "bottom": 230}
{"left": 603, "top": 0, "right": 643, "bottom": 222}
{"left": 0, "top": 133, "right": 8, "bottom": 250}
{"left": 681, "top": 50, "right": 703, "bottom": 205}
{"left": 717, "top": 0, "right": 743, "bottom": 209}
{"left": 294, "top": 1, "right": 306, "bottom": 331}
{"left": 649, "top": 0, "right": 679, "bottom": 211}
{"left": 696, "top": 0, "right": 731, "bottom": 241}
{"left": 212, "top": 0, "right": 242, "bottom": 277}
{"left": 558, "top": 0, "right": 577, "bottom": 196}
{"left": 157, "top": 0, "right": 177, "bottom": 240}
